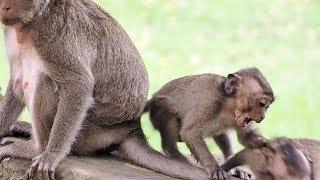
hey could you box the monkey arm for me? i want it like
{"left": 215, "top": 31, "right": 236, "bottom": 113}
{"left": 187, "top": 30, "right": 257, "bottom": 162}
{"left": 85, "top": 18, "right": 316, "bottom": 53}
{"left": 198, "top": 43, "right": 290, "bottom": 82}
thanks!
{"left": 45, "top": 74, "right": 94, "bottom": 157}
{"left": 180, "top": 112, "right": 219, "bottom": 171}
{"left": 220, "top": 149, "right": 248, "bottom": 172}
{"left": 182, "top": 131, "right": 217, "bottom": 168}
{"left": 236, "top": 123, "right": 268, "bottom": 148}
{"left": 0, "top": 77, "right": 25, "bottom": 136}
{"left": 27, "top": 72, "right": 95, "bottom": 178}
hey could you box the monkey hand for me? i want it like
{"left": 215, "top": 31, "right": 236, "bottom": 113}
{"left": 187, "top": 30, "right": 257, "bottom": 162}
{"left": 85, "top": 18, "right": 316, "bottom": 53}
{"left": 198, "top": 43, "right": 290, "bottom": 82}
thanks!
{"left": 245, "top": 134, "right": 270, "bottom": 149}
{"left": 229, "top": 168, "right": 252, "bottom": 180}
{"left": 209, "top": 165, "right": 228, "bottom": 180}
{"left": 26, "top": 151, "right": 64, "bottom": 180}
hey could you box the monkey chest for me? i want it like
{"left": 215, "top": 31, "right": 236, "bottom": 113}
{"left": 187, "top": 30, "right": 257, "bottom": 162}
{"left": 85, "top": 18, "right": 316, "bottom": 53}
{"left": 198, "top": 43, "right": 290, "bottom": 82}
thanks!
{"left": 6, "top": 28, "right": 46, "bottom": 109}
{"left": 203, "top": 111, "right": 235, "bottom": 136}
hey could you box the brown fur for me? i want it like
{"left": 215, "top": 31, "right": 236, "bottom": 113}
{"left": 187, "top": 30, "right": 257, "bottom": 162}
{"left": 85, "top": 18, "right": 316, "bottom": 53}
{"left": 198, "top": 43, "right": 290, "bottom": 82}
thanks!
{"left": 0, "top": 1, "right": 210, "bottom": 180}
{"left": 144, "top": 68, "right": 274, "bottom": 179}
{"left": 221, "top": 138, "right": 320, "bottom": 180}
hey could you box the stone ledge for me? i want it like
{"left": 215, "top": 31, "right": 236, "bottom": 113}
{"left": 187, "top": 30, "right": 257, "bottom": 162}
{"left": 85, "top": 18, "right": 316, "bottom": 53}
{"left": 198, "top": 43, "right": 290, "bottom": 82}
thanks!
{"left": 0, "top": 155, "right": 245, "bottom": 180}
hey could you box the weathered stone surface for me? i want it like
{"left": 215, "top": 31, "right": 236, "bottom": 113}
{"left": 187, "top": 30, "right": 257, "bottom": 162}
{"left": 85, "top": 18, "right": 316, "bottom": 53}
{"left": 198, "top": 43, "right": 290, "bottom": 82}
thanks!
{"left": 0, "top": 155, "right": 246, "bottom": 180}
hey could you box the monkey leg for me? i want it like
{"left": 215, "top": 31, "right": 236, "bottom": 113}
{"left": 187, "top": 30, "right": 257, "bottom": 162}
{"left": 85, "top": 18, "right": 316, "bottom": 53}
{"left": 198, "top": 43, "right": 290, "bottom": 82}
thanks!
{"left": 72, "top": 120, "right": 140, "bottom": 155}
{"left": 0, "top": 140, "right": 38, "bottom": 160}
{"left": 117, "top": 130, "right": 209, "bottom": 180}
{"left": 149, "top": 103, "right": 189, "bottom": 162}
{"left": 9, "top": 121, "right": 32, "bottom": 138}
{"left": 160, "top": 119, "right": 189, "bottom": 163}
{"left": 236, "top": 125, "right": 269, "bottom": 149}
{"left": 213, "top": 132, "right": 235, "bottom": 159}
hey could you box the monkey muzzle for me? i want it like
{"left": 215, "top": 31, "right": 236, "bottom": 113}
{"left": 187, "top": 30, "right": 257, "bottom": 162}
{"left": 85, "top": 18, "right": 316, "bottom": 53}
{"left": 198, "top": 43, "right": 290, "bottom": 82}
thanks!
{"left": 235, "top": 113, "right": 253, "bottom": 127}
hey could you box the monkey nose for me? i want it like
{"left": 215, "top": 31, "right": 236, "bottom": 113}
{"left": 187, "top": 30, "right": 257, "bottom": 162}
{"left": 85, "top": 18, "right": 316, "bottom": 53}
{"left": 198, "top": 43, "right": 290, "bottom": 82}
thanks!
{"left": 1, "top": 3, "right": 11, "bottom": 12}
{"left": 2, "top": 6, "right": 10, "bottom": 11}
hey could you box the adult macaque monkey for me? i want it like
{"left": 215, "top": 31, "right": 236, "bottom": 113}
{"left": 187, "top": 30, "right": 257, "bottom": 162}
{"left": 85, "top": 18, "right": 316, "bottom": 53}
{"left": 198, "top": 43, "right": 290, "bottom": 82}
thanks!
{"left": 0, "top": 0, "right": 210, "bottom": 180}
{"left": 221, "top": 138, "right": 320, "bottom": 180}
{"left": 144, "top": 68, "right": 275, "bottom": 179}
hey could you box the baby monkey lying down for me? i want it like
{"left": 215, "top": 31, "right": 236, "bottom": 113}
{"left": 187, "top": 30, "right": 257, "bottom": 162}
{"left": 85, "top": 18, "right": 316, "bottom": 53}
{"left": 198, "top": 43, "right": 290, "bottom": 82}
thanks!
{"left": 221, "top": 138, "right": 320, "bottom": 180}
{"left": 144, "top": 68, "right": 275, "bottom": 179}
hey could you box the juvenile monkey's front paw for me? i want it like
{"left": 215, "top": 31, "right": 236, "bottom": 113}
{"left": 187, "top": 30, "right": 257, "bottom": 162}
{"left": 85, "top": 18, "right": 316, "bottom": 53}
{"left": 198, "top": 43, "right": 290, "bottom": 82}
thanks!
{"left": 26, "top": 151, "right": 63, "bottom": 180}
{"left": 210, "top": 165, "right": 228, "bottom": 180}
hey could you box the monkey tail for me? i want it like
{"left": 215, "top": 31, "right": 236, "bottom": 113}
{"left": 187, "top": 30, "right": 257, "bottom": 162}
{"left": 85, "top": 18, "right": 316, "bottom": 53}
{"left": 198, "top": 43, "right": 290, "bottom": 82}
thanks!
{"left": 143, "top": 100, "right": 151, "bottom": 113}
{"left": 118, "top": 130, "right": 208, "bottom": 180}
{"left": 143, "top": 96, "right": 168, "bottom": 114}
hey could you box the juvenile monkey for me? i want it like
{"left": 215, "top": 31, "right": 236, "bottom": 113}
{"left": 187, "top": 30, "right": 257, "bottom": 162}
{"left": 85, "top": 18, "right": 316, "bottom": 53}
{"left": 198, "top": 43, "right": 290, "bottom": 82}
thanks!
{"left": 144, "top": 68, "right": 275, "bottom": 179}
{"left": 221, "top": 138, "right": 320, "bottom": 180}
{"left": 0, "top": 0, "right": 212, "bottom": 180}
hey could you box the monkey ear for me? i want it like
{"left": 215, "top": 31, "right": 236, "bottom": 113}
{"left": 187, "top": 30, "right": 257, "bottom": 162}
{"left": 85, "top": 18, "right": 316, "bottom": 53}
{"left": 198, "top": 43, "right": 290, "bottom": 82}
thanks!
{"left": 224, "top": 74, "right": 241, "bottom": 95}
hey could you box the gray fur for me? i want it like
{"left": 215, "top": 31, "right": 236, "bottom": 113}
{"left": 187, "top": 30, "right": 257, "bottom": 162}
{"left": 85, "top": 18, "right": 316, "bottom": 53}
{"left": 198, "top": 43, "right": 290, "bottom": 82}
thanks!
{"left": 0, "top": 1, "right": 209, "bottom": 180}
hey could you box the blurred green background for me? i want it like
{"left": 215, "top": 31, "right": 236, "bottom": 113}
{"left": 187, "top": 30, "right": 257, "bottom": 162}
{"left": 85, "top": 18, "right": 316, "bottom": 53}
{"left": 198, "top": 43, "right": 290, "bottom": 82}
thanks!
{"left": 0, "top": 0, "right": 319, "bottom": 154}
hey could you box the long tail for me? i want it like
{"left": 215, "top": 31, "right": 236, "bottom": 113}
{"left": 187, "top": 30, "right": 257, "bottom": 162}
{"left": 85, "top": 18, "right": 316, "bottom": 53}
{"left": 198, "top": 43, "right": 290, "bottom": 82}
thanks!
{"left": 118, "top": 130, "right": 208, "bottom": 180}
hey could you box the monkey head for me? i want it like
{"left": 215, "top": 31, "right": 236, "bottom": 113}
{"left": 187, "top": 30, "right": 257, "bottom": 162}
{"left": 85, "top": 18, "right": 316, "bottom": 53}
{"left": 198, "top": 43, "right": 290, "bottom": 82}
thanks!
{"left": 0, "top": 0, "right": 47, "bottom": 25}
{"left": 224, "top": 68, "right": 274, "bottom": 127}
{"left": 246, "top": 138, "right": 311, "bottom": 180}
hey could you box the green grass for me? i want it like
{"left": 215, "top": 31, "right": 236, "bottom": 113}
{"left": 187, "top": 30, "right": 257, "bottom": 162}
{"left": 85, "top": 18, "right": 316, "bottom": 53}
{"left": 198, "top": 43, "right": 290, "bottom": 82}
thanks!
{"left": 0, "top": 0, "right": 319, "bottom": 154}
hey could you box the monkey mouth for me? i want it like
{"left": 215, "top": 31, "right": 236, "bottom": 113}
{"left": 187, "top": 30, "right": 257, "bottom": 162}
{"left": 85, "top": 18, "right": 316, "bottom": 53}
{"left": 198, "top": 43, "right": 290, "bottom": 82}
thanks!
{"left": 243, "top": 117, "right": 253, "bottom": 127}
{"left": 1, "top": 17, "right": 20, "bottom": 25}
{"left": 235, "top": 115, "right": 253, "bottom": 127}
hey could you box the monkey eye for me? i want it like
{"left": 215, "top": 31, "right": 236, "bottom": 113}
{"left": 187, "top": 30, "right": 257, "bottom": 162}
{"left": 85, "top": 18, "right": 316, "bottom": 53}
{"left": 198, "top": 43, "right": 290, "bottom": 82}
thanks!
{"left": 259, "top": 102, "right": 266, "bottom": 107}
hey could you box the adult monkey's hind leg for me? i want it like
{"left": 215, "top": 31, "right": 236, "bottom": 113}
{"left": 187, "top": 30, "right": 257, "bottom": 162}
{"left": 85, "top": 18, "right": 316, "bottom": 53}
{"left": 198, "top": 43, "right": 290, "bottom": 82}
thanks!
{"left": 9, "top": 121, "right": 32, "bottom": 138}
{"left": 118, "top": 130, "right": 209, "bottom": 180}
{"left": 0, "top": 140, "right": 38, "bottom": 160}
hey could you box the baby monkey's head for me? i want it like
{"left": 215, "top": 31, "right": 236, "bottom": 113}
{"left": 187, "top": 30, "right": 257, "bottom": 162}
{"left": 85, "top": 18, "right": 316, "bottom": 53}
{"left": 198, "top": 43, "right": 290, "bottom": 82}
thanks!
{"left": 247, "top": 138, "right": 311, "bottom": 180}
{"left": 224, "top": 67, "right": 274, "bottom": 127}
